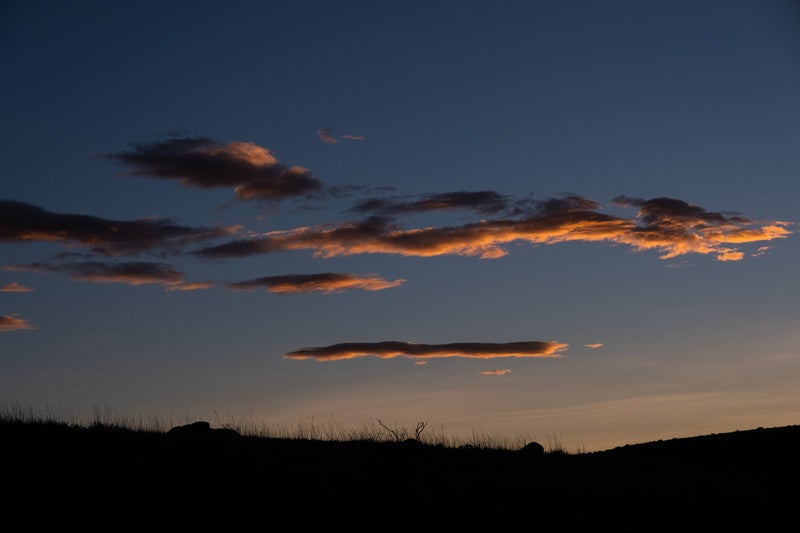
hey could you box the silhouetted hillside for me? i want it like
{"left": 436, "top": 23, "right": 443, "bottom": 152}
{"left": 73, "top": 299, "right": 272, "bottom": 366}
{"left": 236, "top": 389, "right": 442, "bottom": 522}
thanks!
{"left": 3, "top": 420, "right": 798, "bottom": 532}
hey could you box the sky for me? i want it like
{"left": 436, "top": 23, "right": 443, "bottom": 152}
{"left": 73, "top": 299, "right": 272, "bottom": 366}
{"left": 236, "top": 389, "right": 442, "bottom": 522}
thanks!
{"left": 1, "top": 0, "right": 798, "bottom": 452}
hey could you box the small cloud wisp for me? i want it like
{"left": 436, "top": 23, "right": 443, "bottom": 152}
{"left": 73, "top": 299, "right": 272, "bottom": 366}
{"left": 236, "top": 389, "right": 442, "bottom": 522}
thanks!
{"left": 0, "top": 282, "right": 34, "bottom": 293}
{"left": 480, "top": 368, "right": 512, "bottom": 376}
{"left": 0, "top": 315, "right": 33, "bottom": 332}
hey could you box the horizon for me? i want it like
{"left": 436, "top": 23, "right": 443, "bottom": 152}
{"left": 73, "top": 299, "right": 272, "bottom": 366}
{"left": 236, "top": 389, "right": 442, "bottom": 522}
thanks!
{"left": 2, "top": 0, "right": 799, "bottom": 453}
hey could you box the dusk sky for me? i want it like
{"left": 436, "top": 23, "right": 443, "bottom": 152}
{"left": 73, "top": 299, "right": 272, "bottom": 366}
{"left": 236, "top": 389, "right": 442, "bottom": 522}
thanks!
{"left": 2, "top": 0, "right": 798, "bottom": 451}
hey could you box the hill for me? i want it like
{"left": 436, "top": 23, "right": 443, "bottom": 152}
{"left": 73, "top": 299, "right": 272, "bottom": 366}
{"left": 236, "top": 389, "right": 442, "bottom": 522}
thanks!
{"left": 3, "top": 419, "right": 799, "bottom": 531}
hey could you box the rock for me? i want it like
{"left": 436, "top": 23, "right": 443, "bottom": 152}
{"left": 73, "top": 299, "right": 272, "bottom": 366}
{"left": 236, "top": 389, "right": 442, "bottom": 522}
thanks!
{"left": 520, "top": 441, "right": 545, "bottom": 456}
{"left": 167, "top": 421, "right": 239, "bottom": 438}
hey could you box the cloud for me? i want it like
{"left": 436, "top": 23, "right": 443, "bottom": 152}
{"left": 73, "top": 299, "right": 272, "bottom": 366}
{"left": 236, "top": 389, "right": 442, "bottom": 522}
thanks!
{"left": 318, "top": 128, "right": 366, "bottom": 144}
{"left": 0, "top": 282, "right": 33, "bottom": 292}
{"left": 228, "top": 272, "right": 405, "bottom": 294}
{"left": 480, "top": 369, "right": 512, "bottom": 376}
{"left": 351, "top": 191, "right": 510, "bottom": 216}
{"left": 163, "top": 281, "right": 215, "bottom": 292}
{"left": 585, "top": 343, "right": 604, "bottom": 349}
{"left": 611, "top": 196, "right": 792, "bottom": 260}
{"left": 196, "top": 195, "right": 791, "bottom": 262}
{"left": 0, "top": 199, "right": 234, "bottom": 256}
{"left": 0, "top": 315, "right": 33, "bottom": 332}
{"left": 285, "top": 341, "right": 568, "bottom": 361}
{"left": 6, "top": 260, "right": 210, "bottom": 291}
{"left": 100, "top": 137, "right": 322, "bottom": 200}
{"left": 317, "top": 128, "right": 338, "bottom": 144}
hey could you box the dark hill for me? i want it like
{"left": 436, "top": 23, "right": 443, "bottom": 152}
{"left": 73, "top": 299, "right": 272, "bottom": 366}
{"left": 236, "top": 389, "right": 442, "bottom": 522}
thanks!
{"left": 2, "top": 420, "right": 799, "bottom": 532}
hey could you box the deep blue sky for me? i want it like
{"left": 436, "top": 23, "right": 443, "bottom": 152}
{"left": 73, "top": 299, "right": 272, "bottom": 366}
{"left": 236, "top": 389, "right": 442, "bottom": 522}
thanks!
{"left": 2, "top": 0, "right": 798, "bottom": 450}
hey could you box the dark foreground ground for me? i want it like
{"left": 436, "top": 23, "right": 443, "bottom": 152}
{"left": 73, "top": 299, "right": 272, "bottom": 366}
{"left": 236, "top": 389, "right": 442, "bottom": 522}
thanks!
{"left": 3, "top": 420, "right": 799, "bottom": 532}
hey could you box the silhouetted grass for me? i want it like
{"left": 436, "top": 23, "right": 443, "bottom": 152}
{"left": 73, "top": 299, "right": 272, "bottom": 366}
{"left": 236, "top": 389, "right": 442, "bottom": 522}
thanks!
{"left": 0, "top": 399, "right": 562, "bottom": 452}
{"left": 2, "top": 400, "right": 798, "bottom": 532}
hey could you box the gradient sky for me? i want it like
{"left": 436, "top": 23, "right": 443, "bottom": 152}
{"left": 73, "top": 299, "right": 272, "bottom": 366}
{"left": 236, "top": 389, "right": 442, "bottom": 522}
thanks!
{"left": 2, "top": 0, "right": 798, "bottom": 451}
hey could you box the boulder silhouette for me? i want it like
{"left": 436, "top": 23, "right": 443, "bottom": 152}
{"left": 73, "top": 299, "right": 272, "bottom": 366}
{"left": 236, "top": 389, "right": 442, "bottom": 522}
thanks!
{"left": 167, "top": 421, "right": 239, "bottom": 438}
{"left": 520, "top": 441, "right": 545, "bottom": 456}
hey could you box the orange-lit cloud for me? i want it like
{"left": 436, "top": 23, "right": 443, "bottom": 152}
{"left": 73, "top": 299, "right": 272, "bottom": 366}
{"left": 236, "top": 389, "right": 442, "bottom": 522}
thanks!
{"left": 197, "top": 195, "right": 791, "bottom": 262}
{"left": 611, "top": 196, "right": 792, "bottom": 260}
{"left": 341, "top": 134, "right": 366, "bottom": 141}
{"left": 285, "top": 341, "right": 568, "bottom": 361}
{"left": 228, "top": 272, "right": 405, "bottom": 294}
{"left": 6, "top": 261, "right": 210, "bottom": 292}
{"left": 585, "top": 343, "right": 604, "bottom": 349}
{"left": 0, "top": 315, "right": 33, "bottom": 332}
{"left": 0, "top": 282, "right": 33, "bottom": 292}
{"left": 100, "top": 136, "right": 322, "bottom": 200}
{"left": 163, "top": 281, "right": 215, "bottom": 292}
{"left": 0, "top": 199, "right": 234, "bottom": 256}
{"left": 480, "top": 368, "right": 512, "bottom": 376}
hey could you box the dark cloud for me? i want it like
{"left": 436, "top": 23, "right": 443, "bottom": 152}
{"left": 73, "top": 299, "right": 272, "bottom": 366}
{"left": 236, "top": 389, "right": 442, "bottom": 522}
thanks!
{"left": 285, "top": 341, "right": 568, "bottom": 361}
{"left": 0, "top": 199, "right": 234, "bottom": 256}
{"left": 6, "top": 260, "right": 210, "bottom": 291}
{"left": 100, "top": 137, "right": 322, "bottom": 200}
{"left": 351, "top": 191, "right": 510, "bottom": 216}
{"left": 196, "top": 195, "right": 791, "bottom": 262}
{"left": 612, "top": 196, "right": 746, "bottom": 226}
{"left": 0, "top": 315, "right": 33, "bottom": 332}
{"left": 228, "top": 272, "right": 405, "bottom": 293}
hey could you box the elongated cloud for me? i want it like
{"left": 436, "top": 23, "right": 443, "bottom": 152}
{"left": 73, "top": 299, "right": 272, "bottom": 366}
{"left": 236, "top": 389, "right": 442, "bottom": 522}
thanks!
{"left": 196, "top": 195, "right": 791, "bottom": 262}
{"left": 351, "top": 191, "right": 510, "bottom": 216}
{"left": 285, "top": 341, "right": 568, "bottom": 361}
{"left": 0, "top": 199, "right": 234, "bottom": 256}
{"left": 101, "top": 137, "right": 322, "bottom": 200}
{"left": 0, "top": 282, "right": 33, "bottom": 292}
{"left": 585, "top": 343, "right": 604, "bottom": 349}
{"left": 0, "top": 315, "right": 33, "bottom": 332}
{"left": 6, "top": 261, "right": 210, "bottom": 291}
{"left": 228, "top": 272, "right": 405, "bottom": 294}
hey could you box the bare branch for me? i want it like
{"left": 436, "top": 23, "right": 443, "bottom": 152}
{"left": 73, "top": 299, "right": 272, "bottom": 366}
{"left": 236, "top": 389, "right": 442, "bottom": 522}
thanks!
{"left": 377, "top": 419, "right": 402, "bottom": 442}
{"left": 414, "top": 421, "right": 428, "bottom": 441}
